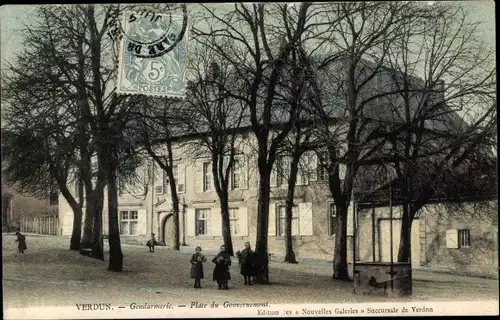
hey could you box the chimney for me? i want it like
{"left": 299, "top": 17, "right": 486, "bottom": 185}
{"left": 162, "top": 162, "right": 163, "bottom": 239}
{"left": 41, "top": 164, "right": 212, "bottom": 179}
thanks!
{"left": 207, "top": 62, "right": 220, "bottom": 82}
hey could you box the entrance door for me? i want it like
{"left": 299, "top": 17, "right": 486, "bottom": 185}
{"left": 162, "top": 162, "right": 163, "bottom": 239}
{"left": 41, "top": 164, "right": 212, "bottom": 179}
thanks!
{"left": 379, "top": 218, "right": 420, "bottom": 266}
{"left": 161, "top": 214, "right": 174, "bottom": 246}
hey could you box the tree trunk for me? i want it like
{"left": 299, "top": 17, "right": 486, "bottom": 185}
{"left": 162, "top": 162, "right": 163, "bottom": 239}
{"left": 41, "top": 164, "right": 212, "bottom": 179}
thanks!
{"left": 333, "top": 202, "right": 350, "bottom": 280}
{"left": 163, "top": 138, "right": 181, "bottom": 251}
{"left": 397, "top": 200, "right": 412, "bottom": 263}
{"left": 284, "top": 155, "right": 299, "bottom": 264}
{"left": 80, "top": 196, "right": 94, "bottom": 251}
{"left": 327, "top": 144, "right": 351, "bottom": 281}
{"left": 220, "top": 194, "right": 234, "bottom": 256}
{"left": 91, "top": 188, "right": 104, "bottom": 260}
{"left": 397, "top": 164, "right": 413, "bottom": 263}
{"left": 107, "top": 157, "right": 123, "bottom": 272}
{"left": 255, "top": 164, "right": 271, "bottom": 284}
{"left": 172, "top": 198, "right": 181, "bottom": 250}
{"left": 70, "top": 207, "right": 83, "bottom": 250}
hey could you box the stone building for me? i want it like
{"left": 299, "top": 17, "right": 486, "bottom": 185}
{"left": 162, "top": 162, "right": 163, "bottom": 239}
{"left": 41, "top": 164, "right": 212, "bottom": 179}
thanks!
{"left": 58, "top": 135, "right": 356, "bottom": 261}
{"left": 57, "top": 60, "right": 497, "bottom": 275}
{"left": 58, "top": 132, "right": 498, "bottom": 278}
{"left": 355, "top": 170, "right": 498, "bottom": 276}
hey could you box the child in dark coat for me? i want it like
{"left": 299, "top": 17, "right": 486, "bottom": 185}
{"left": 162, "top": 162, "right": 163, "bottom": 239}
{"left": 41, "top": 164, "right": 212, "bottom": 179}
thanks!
{"left": 236, "top": 241, "right": 255, "bottom": 285}
{"left": 15, "top": 230, "right": 27, "bottom": 254}
{"left": 146, "top": 233, "right": 156, "bottom": 253}
{"left": 212, "top": 245, "right": 231, "bottom": 290}
{"left": 190, "top": 246, "right": 207, "bottom": 288}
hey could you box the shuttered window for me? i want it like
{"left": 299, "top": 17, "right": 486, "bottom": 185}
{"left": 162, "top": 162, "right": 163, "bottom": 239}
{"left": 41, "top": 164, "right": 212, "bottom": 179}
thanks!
{"left": 229, "top": 208, "right": 239, "bottom": 235}
{"left": 195, "top": 208, "right": 210, "bottom": 236}
{"left": 203, "top": 162, "right": 212, "bottom": 192}
{"left": 231, "top": 159, "right": 241, "bottom": 189}
{"left": 276, "top": 205, "right": 299, "bottom": 236}
{"left": 119, "top": 210, "right": 138, "bottom": 235}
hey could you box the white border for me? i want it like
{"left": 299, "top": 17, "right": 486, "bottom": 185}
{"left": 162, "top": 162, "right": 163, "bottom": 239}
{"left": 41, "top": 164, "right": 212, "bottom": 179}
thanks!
{"left": 4, "top": 301, "right": 499, "bottom": 319}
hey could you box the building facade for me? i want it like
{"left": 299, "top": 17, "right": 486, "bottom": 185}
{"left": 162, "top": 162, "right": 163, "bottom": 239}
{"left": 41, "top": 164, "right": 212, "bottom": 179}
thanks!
{"left": 58, "top": 133, "right": 498, "bottom": 277}
{"left": 58, "top": 135, "right": 356, "bottom": 261}
{"left": 356, "top": 201, "right": 498, "bottom": 276}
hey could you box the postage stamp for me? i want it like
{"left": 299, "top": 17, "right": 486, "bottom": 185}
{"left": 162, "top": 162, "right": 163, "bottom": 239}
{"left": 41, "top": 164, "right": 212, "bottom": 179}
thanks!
{"left": 116, "top": 9, "right": 189, "bottom": 98}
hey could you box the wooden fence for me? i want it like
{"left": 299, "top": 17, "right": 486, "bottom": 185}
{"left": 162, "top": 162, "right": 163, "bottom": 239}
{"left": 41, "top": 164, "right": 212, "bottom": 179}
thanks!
{"left": 19, "top": 216, "right": 59, "bottom": 235}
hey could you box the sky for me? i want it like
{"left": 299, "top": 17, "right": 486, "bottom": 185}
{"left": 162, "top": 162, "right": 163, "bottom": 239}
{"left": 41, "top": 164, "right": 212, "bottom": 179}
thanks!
{"left": 0, "top": 2, "right": 496, "bottom": 126}
{"left": 0, "top": 2, "right": 496, "bottom": 69}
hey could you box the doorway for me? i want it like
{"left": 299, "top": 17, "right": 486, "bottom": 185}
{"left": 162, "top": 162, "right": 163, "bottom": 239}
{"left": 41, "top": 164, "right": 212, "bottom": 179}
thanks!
{"left": 378, "top": 218, "right": 421, "bottom": 266}
{"left": 161, "top": 213, "right": 173, "bottom": 245}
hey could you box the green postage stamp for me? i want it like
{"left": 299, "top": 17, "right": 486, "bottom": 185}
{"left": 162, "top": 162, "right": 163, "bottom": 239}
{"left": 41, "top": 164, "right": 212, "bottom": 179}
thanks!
{"left": 116, "top": 9, "right": 189, "bottom": 98}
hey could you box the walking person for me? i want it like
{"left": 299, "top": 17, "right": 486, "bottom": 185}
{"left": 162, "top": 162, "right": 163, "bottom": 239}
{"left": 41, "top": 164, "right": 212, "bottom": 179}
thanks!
{"left": 146, "top": 233, "right": 156, "bottom": 253}
{"left": 15, "top": 229, "right": 27, "bottom": 254}
{"left": 212, "top": 245, "right": 231, "bottom": 290}
{"left": 236, "top": 241, "right": 255, "bottom": 285}
{"left": 190, "top": 246, "right": 207, "bottom": 289}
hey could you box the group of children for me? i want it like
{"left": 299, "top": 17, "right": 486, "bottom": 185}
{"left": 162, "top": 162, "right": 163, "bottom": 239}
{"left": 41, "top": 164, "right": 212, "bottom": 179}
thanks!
{"left": 190, "top": 242, "right": 257, "bottom": 290}
{"left": 12, "top": 228, "right": 256, "bottom": 292}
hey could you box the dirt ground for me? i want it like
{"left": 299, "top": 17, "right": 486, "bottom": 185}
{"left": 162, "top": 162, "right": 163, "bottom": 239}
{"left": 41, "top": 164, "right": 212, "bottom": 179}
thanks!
{"left": 3, "top": 234, "right": 498, "bottom": 308}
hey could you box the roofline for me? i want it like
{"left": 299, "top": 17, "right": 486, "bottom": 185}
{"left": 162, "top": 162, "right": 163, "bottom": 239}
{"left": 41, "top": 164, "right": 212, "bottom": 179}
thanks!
{"left": 150, "top": 110, "right": 465, "bottom": 146}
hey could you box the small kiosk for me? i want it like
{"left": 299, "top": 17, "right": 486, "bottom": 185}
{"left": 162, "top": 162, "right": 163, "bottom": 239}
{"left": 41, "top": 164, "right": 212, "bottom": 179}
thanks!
{"left": 352, "top": 173, "right": 412, "bottom": 297}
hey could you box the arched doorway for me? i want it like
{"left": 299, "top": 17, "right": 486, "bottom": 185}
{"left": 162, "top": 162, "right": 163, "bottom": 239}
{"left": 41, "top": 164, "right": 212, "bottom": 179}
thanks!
{"left": 161, "top": 213, "right": 174, "bottom": 245}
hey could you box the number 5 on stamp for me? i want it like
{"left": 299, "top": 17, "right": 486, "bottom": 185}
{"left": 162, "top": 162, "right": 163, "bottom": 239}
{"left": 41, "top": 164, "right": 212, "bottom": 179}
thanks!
{"left": 116, "top": 10, "right": 189, "bottom": 98}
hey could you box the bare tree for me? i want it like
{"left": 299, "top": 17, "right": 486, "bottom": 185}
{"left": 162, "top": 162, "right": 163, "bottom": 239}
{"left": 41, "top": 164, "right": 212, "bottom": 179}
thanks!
{"left": 137, "top": 98, "right": 184, "bottom": 251}
{"left": 303, "top": 2, "right": 425, "bottom": 280}
{"left": 1, "top": 7, "right": 88, "bottom": 251}
{"left": 192, "top": 2, "right": 344, "bottom": 283}
{"left": 275, "top": 43, "right": 319, "bottom": 264}
{"left": 380, "top": 2, "right": 496, "bottom": 263}
{"left": 4, "top": 4, "right": 143, "bottom": 270}
{"left": 179, "top": 51, "right": 247, "bottom": 256}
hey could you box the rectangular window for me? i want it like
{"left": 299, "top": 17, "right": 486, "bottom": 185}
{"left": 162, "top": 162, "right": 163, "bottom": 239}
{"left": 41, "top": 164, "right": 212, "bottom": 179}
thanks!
{"left": 317, "top": 152, "right": 329, "bottom": 181}
{"left": 155, "top": 170, "right": 165, "bottom": 194}
{"left": 229, "top": 208, "right": 239, "bottom": 235}
{"left": 277, "top": 156, "right": 291, "bottom": 186}
{"left": 119, "top": 210, "right": 138, "bottom": 235}
{"left": 328, "top": 202, "right": 337, "bottom": 236}
{"left": 203, "top": 162, "right": 212, "bottom": 192}
{"left": 172, "top": 165, "right": 178, "bottom": 187}
{"left": 231, "top": 159, "right": 240, "bottom": 190}
{"left": 318, "top": 165, "right": 328, "bottom": 181}
{"left": 458, "top": 229, "right": 470, "bottom": 248}
{"left": 277, "top": 205, "right": 299, "bottom": 236}
{"left": 162, "top": 165, "right": 184, "bottom": 193}
{"left": 195, "top": 208, "right": 210, "bottom": 236}
{"left": 174, "top": 164, "right": 185, "bottom": 192}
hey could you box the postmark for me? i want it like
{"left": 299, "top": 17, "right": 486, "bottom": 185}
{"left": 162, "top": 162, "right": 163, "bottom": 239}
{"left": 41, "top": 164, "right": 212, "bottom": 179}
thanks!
{"left": 108, "top": 4, "right": 188, "bottom": 58}
{"left": 116, "top": 9, "right": 189, "bottom": 98}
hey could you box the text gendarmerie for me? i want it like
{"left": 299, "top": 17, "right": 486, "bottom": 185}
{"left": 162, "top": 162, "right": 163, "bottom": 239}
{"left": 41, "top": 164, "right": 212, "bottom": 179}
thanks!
{"left": 130, "top": 303, "right": 173, "bottom": 310}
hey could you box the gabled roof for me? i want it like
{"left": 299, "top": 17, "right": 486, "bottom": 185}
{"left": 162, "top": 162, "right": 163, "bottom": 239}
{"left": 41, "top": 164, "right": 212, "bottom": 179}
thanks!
{"left": 355, "top": 161, "right": 497, "bottom": 207}
{"left": 159, "top": 55, "right": 469, "bottom": 143}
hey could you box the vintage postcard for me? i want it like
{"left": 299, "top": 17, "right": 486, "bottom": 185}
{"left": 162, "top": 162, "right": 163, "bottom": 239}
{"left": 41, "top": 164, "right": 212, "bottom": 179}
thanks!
{"left": 1, "top": 2, "right": 498, "bottom": 319}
